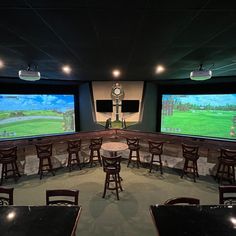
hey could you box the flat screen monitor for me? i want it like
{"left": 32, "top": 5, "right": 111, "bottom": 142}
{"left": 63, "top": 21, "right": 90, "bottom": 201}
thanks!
{"left": 96, "top": 100, "right": 113, "bottom": 112}
{"left": 161, "top": 94, "right": 236, "bottom": 140}
{"left": 121, "top": 100, "right": 139, "bottom": 112}
{"left": 0, "top": 94, "right": 75, "bottom": 140}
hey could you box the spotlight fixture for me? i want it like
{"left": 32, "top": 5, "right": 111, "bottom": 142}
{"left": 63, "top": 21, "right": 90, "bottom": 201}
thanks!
{"left": 112, "top": 69, "right": 121, "bottom": 78}
{"left": 0, "top": 59, "right": 4, "bottom": 68}
{"left": 155, "top": 65, "right": 165, "bottom": 74}
{"left": 62, "top": 65, "right": 72, "bottom": 74}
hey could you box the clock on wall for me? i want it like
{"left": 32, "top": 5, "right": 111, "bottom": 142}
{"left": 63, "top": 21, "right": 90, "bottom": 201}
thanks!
{"left": 111, "top": 83, "right": 124, "bottom": 99}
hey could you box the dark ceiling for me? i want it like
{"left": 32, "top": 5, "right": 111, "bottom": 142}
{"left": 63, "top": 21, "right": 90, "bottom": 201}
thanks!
{"left": 0, "top": 0, "right": 236, "bottom": 84}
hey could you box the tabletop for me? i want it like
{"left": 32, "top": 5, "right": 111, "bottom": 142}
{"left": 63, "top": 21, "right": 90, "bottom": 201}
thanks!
{"left": 101, "top": 142, "right": 128, "bottom": 152}
{"left": 0, "top": 206, "right": 81, "bottom": 236}
{"left": 150, "top": 204, "right": 236, "bottom": 236}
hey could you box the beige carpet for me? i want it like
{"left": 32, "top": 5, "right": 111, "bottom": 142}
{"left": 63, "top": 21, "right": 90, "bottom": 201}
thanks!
{"left": 6, "top": 162, "right": 219, "bottom": 236}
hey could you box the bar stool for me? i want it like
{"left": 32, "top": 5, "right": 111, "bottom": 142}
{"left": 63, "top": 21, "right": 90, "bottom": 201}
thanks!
{"left": 102, "top": 155, "right": 123, "bottom": 200}
{"left": 89, "top": 137, "right": 102, "bottom": 167}
{"left": 215, "top": 148, "right": 236, "bottom": 184}
{"left": 181, "top": 144, "right": 199, "bottom": 182}
{"left": 0, "top": 146, "right": 21, "bottom": 185}
{"left": 35, "top": 143, "right": 55, "bottom": 179}
{"left": 126, "top": 137, "right": 141, "bottom": 168}
{"left": 67, "top": 139, "right": 82, "bottom": 171}
{"left": 148, "top": 140, "right": 164, "bottom": 174}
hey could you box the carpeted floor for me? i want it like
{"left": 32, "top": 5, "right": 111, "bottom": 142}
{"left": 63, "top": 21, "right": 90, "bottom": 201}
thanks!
{"left": 6, "top": 161, "right": 219, "bottom": 236}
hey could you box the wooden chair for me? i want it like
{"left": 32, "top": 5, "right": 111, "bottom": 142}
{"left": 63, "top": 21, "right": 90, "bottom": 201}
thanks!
{"left": 215, "top": 148, "right": 236, "bottom": 184}
{"left": 89, "top": 137, "right": 103, "bottom": 167}
{"left": 102, "top": 155, "right": 123, "bottom": 200}
{"left": 0, "top": 146, "right": 21, "bottom": 185}
{"left": 46, "top": 189, "right": 79, "bottom": 205}
{"left": 148, "top": 140, "right": 164, "bottom": 174}
{"left": 0, "top": 186, "right": 14, "bottom": 205}
{"left": 67, "top": 139, "right": 82, "bottom": 171}
{"left": 181, "top": 144, "right": 199, "bottom": 182}
{"left": 126, "top": 137, "right": 141, "bottom": 168}
{"left": 164, "top": 197, "right": 200, "bottom": 205}
{"left": 35, "top": 143, "right": 55, "bottom": 179}
{"left": 219, "top": 185, "right": 236, "bottom": 204}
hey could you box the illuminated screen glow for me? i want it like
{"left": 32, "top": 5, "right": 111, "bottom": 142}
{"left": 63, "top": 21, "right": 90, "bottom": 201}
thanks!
{"left": 0, "top": 94, "right": 75, "bottom": 139}
{"left": 161, "top": 94, "right": 236, "bottom": 140}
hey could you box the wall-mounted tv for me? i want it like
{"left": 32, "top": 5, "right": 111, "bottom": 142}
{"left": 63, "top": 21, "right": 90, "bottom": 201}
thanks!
{"left": 121, "top": 100, "right": 139, "bottom": 112}
{"left": 161, "top": 94, "right": 236, "bottom": 140}
{"left": 96, "top": 100, "right": 113, "bottom": 112}
{"left": 0, "top": 94, "right": 75, "bottom": 139}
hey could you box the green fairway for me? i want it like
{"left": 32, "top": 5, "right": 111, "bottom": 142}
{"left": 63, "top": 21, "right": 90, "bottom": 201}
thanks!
{"left": 0, "top": 119, "right": 66, "bottom": 138}
{"left": 161, "top": 110, "right": 236, "bottom": 139}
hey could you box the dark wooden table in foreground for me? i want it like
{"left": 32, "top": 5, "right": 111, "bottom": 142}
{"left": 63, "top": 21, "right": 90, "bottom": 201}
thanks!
{"left": 150, "top": 205, "right": 236, "bottom": 236}
{"left": 0, "top": 206, "right": 81, "bottom": 236}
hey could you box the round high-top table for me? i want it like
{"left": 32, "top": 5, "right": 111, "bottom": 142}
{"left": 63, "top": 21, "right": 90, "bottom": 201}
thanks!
{"left": 101, "top": 142, "right": 128, "bottom": 157}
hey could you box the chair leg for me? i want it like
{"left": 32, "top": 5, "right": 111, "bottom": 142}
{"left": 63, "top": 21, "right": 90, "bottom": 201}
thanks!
{"left": 97, "top": 150, "right": 102, "bottom": 166}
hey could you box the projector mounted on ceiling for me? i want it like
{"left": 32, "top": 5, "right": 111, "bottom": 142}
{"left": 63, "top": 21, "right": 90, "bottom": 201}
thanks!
{"left": 190, "top": 64, "right": 212, "bottom": 81}
{"left": 18, "top": 65, "right": 41, "bottom": 81}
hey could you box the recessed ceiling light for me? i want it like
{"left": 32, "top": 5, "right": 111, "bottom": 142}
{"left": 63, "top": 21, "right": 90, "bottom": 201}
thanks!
{"left": 62, "top": 65, "right": 71, "bottom": 74}
{"left": 156, "top": 65, "right": 165, "bottom": 74}
{"left": 112, "top": 69, "right": 121, "bottom": 78}
{"left": 0, "top": 59, "right": 4, "bottom": 68}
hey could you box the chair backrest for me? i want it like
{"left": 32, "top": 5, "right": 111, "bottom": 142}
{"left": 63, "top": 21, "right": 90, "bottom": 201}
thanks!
{"left": 182, "top": 144, "right": 199, "bottom": 160}
{"left": 35, "top": 143, "right": 53, "bottom": 158}
{"left": 102, "top": 155, "right": 121, "bottom": 173}
{"left": 68, "top": 139, "right": 81, "bottom": 152}
{"left": 46, "top": 189, "right": 79, "bottom": 206}
{"left": 0, "top": 187, "right": 14, "bottom": 205}
{"left": 219, "top": 148, "right": 236, "bottom": 162}
{"left": 0, "top": 146, "right": 17, "bottom": 162}
{"left": 126, "top": 138, "right": 139, "bottom": 148}
{"left": 219, "top": 185, "right": 236, "bottom": 204}
{"left": 90, "top": 137, "right": 103, "bottom": 149}
{"left": 164, "top": 197, "right": 200, "bottom": 205}
{"left": 148, "top": 141, "right": 164, "bottom": 154}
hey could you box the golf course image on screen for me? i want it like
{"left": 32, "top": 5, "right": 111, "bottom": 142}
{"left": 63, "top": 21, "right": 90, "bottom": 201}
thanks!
{"left": 0, "top": 94, "right": 75, "bottom": 139}
{"left": 161, "top": 94, "right": 236, "bottom": 140}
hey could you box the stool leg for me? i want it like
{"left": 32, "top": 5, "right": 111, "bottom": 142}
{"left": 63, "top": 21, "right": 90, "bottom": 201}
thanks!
{"left": 149, "top": 154, "right": 154, "bottom": 173}
{"left": 97, "top": 150, "right": 102, "bottom": 166}
{"left": 136, "top": 150, "right": 140, "bottom": 168}
{"left": 115, "top": 174, "right": 119, "bottom": 200}
{"left": 48, "top": 157, "right": 55, "bottom": 176}
{"left": 68, "top": 153, "right": 72, "bottom": 171}
{"left": 127, "top": 150, "right": 132, "bottom": 167}
{"left": 90, "top": 150, "right": 94, "bottom": 168}
{"left": 102, "top": 173, "right": 108, "bottom": 198}
{"left": 159, "top": 155, "right": 163, "bottom": 174}
{"left": 0, "top": 164, "right": 4, "bottom": 185}
{"left": 76, "top": 153, "right": 82, "bottom": 170}
{"left": 39, "top": 158, "right": 43, "bottom": 180}
{"left": 181, "top": 159, "right": 188, "bottom": 178}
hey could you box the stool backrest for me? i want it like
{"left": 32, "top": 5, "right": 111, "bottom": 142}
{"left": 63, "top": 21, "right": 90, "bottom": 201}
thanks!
{"left": 102, "top": 155, "right": 121, "bottom": 172}
{"left": 219, "top": 185, "right": 236, "bottom": 204}
{"left": 90, "top": 137, "right": 103, "bottom": 149}
{"left": 35, "top": 143, "right": 52, "bottom": 158}
{"left": 148, "top": 141, "right": 164, "bottom": 154}
{"left": 182, "top": 144, "right": 199, "bottom": 159}
{"left": 68, "top": 139, "right": 81, "bottom": 152}
{"left": 164, "top": 197, "right": 200, "bottom": 205}
{"left": 220, "top": 148, "right": 236, "bottom": 162}
{"left": 126, "top": 138, "right": 139, "bottom": 148}
{"left": 46, "top": 189, "right": 79, "bottom": 206}
{"left": 0, "top": 187, "right": 14, "bottom": 205}
{"left": 0, "top": 146, "right": 17, "bottom": 162}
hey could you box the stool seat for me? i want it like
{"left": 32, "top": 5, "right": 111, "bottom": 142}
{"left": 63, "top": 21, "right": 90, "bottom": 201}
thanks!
{"left": 102, "top": 155, "right": 123, "bottom": 200}
{"left": 149, "top": 141, "right": 164, "bottom": 174}
{"left": 126, "top": 138, "right": 141, "bottom": 168}
{"left": 89, "top": 138, "right": 102, "bottom": 167}
{"left": 67, "top": 140, "right": 82, "bottom": 171}
{"left": 215, "top": 148, "right": 236, "bottom": 184}
{"left": 36, "top": 143, "right": 55, "bottom": 179}
{"left": 181, "top": 144, "right": 199, "bottom": 182}
{"left": 0, "top": 146, "right": 21, "bottom": 185}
